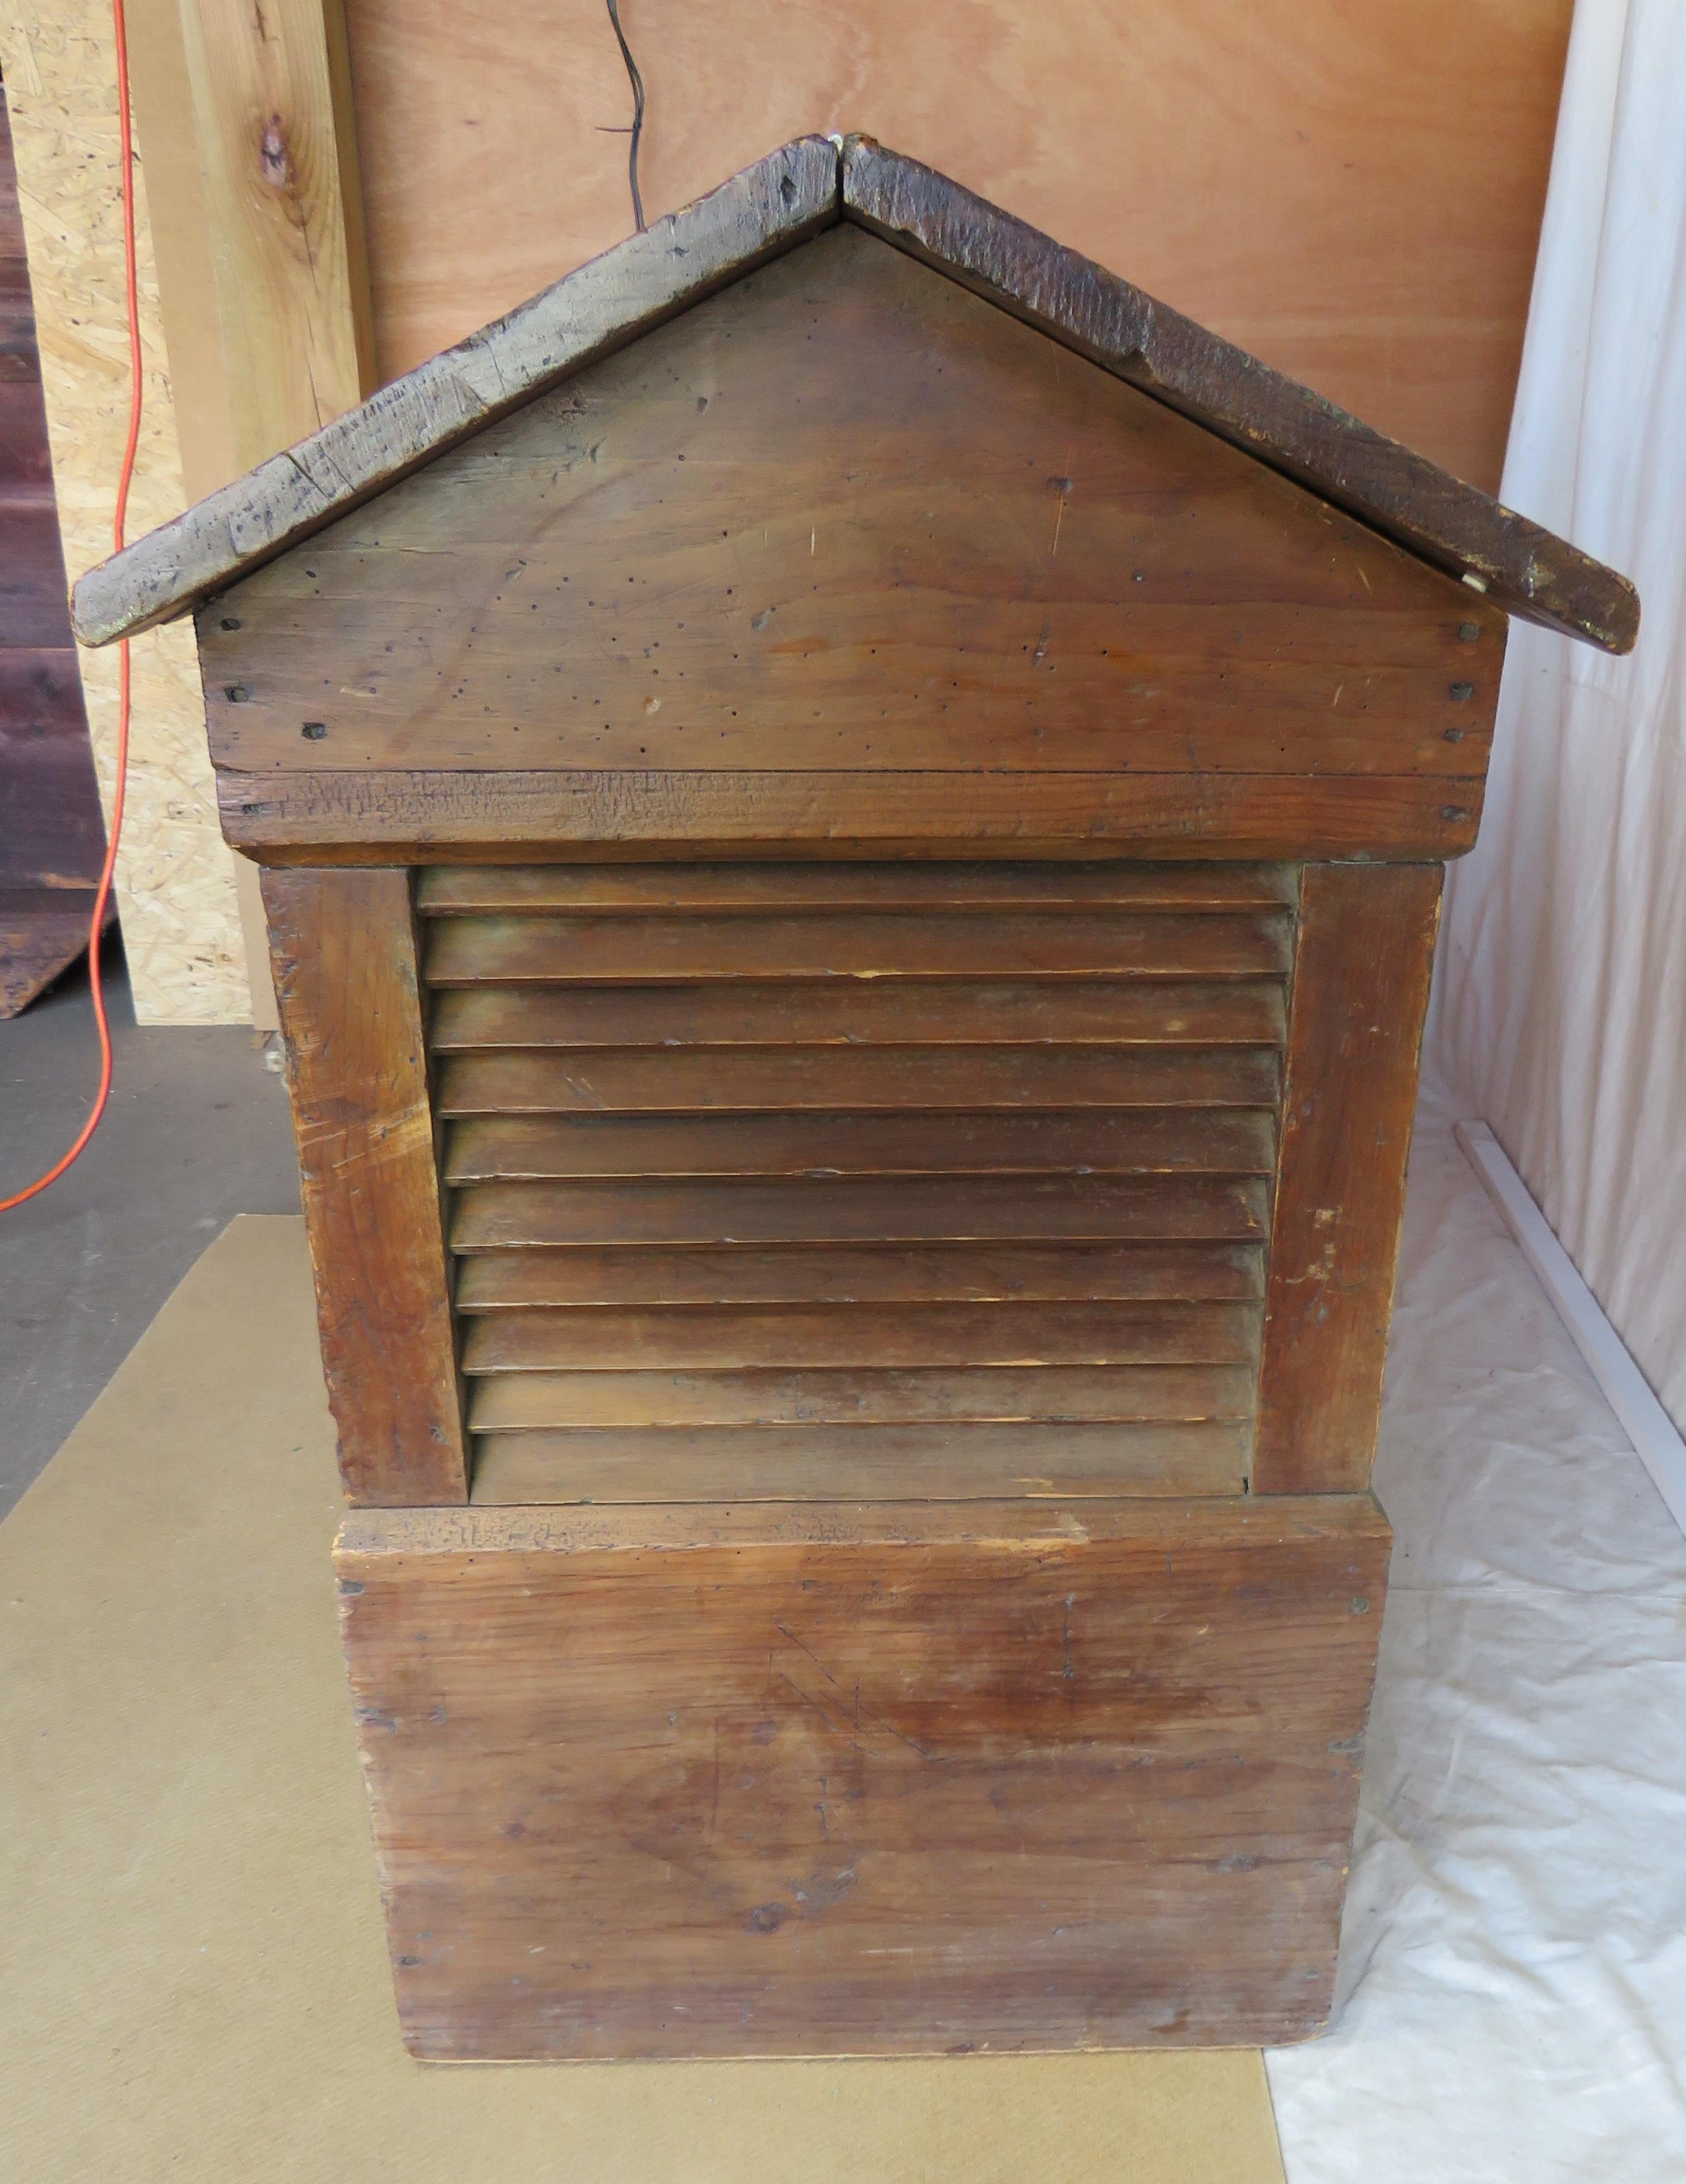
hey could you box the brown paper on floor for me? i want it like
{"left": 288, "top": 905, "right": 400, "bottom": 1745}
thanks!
{"left": 0, "top": 1216, "right": 1287, "bottom": 2184}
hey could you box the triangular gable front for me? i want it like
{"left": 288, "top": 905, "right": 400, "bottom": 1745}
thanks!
{"left": 72, "top": 136, "right": 1636, "bottom": 657}
{"left": 194, "top": 223, "right": 1503, "bottom": 791}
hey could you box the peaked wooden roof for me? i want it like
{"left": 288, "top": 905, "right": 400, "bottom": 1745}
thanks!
{"left": 72, "top": 135, "right": 1638, "bottom": 655}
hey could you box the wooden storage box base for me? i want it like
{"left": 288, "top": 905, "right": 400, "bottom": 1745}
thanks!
{"left": 337, "top": 1494, "right": 1389, "bottom": 2060}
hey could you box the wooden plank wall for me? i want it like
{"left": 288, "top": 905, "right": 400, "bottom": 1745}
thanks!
{"left": 343, "top": 0, "right": 1573, "bottom": 495}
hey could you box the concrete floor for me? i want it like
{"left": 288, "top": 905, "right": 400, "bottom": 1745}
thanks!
{"left": 0, "top": 943, "right": 299, "bottom": 1518}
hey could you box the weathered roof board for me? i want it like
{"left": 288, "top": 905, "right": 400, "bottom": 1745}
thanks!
{"left": 71, "top": 135, "right": 1638, "bottom": 656}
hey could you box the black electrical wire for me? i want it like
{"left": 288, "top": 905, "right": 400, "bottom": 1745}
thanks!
{"left": 604, "top": 0, "right": 646, "bottom": 233}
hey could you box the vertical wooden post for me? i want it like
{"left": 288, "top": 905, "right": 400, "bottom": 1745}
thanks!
{"left": 1253, "top": 861, "right": 1443, "bottom": 1495}
{"left": 262, "top": 866, "right": 468, "bottom": 1506}
{"left": 126, "top": 0, "right": 376, "bottom": 1028}
{"left": 170, "top": 0, "right": 374, "bottom": 469}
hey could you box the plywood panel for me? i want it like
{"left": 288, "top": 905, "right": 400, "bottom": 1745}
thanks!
{"left": 342, "top": 0, "right": 1570, "bottom": 494}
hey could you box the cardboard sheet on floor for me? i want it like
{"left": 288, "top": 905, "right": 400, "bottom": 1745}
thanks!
{"left": 0, "top": 1214, "right": 1285, "bottom": 2184}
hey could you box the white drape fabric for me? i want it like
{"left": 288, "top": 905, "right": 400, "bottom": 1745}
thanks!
{"left": 1428, "top": 0, "right": 1686, "bottom": 1432}
{"left": 1266, "top": 1078, "right": 1686, "bottom": 2182}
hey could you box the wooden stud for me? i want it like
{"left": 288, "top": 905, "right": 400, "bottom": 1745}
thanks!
{"left": 1252, "top": 861, "right": 1443, "bottom": 1492}
{"left": 171, "top": 0, "right": 374, "bottom": 471}
{"left": 262, "top": 866, "right": 468, "bottom": 1503}
{"left": 126, "top": 1, "right": 379, "bottom": 1031}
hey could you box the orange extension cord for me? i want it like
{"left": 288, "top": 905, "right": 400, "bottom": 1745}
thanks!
{"left": 1, "top": 0, "right": 141, "bottom": 1215}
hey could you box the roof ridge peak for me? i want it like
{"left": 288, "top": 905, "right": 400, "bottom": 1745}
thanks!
{"left": 71, "top": 132, "right": 1636, "bottom": 655}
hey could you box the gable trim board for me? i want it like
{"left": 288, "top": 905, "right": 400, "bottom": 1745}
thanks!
{"left": 71, "top": 135, "right": 1636, "bottom": 660}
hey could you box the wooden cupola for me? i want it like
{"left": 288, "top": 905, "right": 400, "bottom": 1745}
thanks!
{"left": 73, "top": 137, "right": 1637, "bottom": 2063}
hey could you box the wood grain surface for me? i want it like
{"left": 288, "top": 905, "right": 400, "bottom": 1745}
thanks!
{"left": 467, "top": 1363, "right": 1258, "bottom": 1433}
{"left": 449, "top": 1174, "right": 1271, "bottom": 1252}
{"left": 337, "top": 1492, "right": 1392, "bottom": 2057}
{"left": 843, "top": 139, "right": 1634, "bottom": 651}
{"left": 467, "top": 1421, "right": 1252, "bottom": 1502}
{"left": 441, "top": 1108, "right": 1277, "bottom": 1183}
{"left": 426, "top": 856, "right": 1284, "bottom": 1503}
{"left": 417, "top": 858, "right": 1299, "bottom": 914}
{"left": 262, "top": 866, "right": 467, "bottom": 1502}
{"left": 433, "top": 1042, "right": 1281, "bottom": 1116}
{"left": 460, "top": 1300, "right": 1261, "bottom": 1374}
{"left": 1253, "top": 862, "right": 1443, "bottom": 1493}
{"left": 170, "top": 0, "right": 374, "bottom": 475}
{"left": 215, "top": 762, "right": 1485, "bottom": 861}
{"left": 71, "top": 136, "right": 839, "bottom": 645}
{"left": 194, "top": 223, "right": 1511, "bottom": 783}
{"left": 424, "top": 909, "right": 1294, "bottom": 986}
{"left": 429, "top": 978, "right": 1288, "bottom": 1052}
{"left": 451, "top": 1239, "right": 1264, "bottom": 1309}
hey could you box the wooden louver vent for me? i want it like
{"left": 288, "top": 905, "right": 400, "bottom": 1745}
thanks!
{"left": 418, "top": 862, "right": 1295, "bottom": 1504}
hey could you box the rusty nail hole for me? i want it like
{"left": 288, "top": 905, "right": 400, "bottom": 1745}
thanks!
{"left": 219, "top": 616, "right": 241, "bottom": 632}
{"left": 747, "top": 1903, "right": 785, "bottom": 1933}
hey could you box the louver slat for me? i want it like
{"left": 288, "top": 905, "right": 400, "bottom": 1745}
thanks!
{"left": 420, "top": 860, "right": 1292, "bottom": 1502}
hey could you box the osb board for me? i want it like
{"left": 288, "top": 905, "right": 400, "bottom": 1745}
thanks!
{"left": 344, "top": 0, "right": 1572, "bottom": 494}
{"left": 0, "top": 1214, "right": 1287, "bottom": 2183}
{"left": 0, "top": 0, "right": 249, "bottom": 1022}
